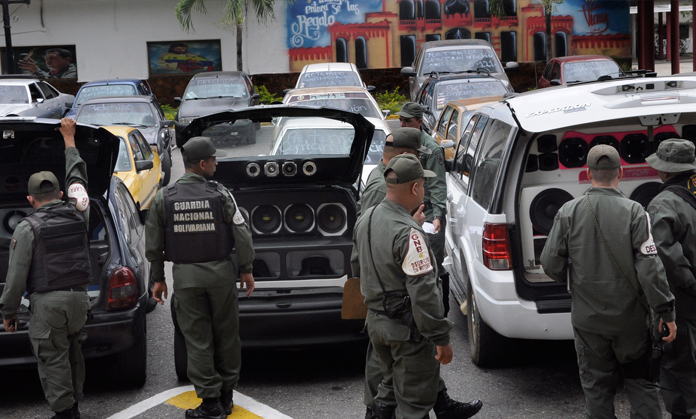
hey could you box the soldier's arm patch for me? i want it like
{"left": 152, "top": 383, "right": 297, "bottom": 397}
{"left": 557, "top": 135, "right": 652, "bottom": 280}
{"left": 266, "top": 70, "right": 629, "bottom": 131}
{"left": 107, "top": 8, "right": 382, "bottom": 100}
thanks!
{"left": 68, "top": 183, "right": 89, "bottom": 212}
{"left": 402, "top": 228, "right": 433, "bottom": 276}
{"left": 225, "top": 189, "right": 246, "bottom": 226}
{"left": 640, "top": 213, "right": 657, "bottom": 255}
{"left": 11, "top": 239, "right": 16, "bottom": 250}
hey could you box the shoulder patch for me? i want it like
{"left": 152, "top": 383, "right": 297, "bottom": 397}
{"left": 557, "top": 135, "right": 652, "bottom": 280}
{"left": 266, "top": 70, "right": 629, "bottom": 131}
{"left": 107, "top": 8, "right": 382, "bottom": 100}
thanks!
{"left": 67, "top": 183, "right": 89, "bottom": 212}
{"left": 435, "top": 149, "right": 444, "bottom": 166}
{"left": 640, "top": 212, "right": 657, "bottom": 255}
{"left": 402, "top": 228, "right": 433, "bottom": 276}
{"left": 225, "top": 189, "right": 246, "bottom": 226}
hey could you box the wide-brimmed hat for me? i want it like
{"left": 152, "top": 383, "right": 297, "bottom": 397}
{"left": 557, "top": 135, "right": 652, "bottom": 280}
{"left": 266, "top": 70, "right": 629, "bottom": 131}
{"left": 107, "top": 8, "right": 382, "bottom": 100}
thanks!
{"left": 646, "top": 139, "right": 696, "bottom": 172}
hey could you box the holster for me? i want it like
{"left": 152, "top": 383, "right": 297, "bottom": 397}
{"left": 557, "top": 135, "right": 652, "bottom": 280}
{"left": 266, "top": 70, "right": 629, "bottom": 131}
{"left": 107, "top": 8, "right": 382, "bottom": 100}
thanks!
{"left": 621, "top": 332, "right": 662, "bottom": 383}
{"left": 396, "top": 296, "right": 422, "bottom": 343}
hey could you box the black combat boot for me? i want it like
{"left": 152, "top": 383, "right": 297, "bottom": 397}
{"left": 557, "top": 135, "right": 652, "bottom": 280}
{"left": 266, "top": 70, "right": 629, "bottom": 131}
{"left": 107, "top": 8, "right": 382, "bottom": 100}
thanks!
{"left": 50, "top": 407, "right": 75, "bottom": 419}
{"left": 433, "top": 389, "right": 483, "bottom": 419}
{"left": 220, "top": 389, "right": 233, "bottom": 416}
{"left": 185, "top": 398, "right": 227, "bottom": 419}
{"left": 370, "top": 400, "right": 396, "bottom": 419}
{"left": 71, "top": 402, "right": 80, "bottom": 419}
{"left": 365, "top": 407, "right": 373, "bottom": 419}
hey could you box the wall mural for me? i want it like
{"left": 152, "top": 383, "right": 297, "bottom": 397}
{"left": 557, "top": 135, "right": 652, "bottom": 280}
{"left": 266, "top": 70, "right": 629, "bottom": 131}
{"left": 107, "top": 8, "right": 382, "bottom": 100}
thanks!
{"left": 286, "top": 0, "right": 630, "bottom": 71}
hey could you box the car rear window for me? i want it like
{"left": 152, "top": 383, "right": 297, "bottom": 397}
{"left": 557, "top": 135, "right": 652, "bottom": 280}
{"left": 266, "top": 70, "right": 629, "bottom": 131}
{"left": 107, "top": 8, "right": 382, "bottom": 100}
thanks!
{"left": 185, "top": 78, "right": 249, "bottom": 99}
{"left": 0, "top": 86, "right": 28, "bottom": 104}
{"left": 435, "top": 81, "right": 507, "bottom": 110}
{"left": 421, "top": 48, "right": 503, "bottom": 75}
{"left": 76, "top": 102, "right": 156, "bottom": 127}
{"left": 297, "top": 71, "right": 362, "bottom": 88}
{"left": 76, "top": 85, "right": 138, "bottom": 105}
{"left": 563, "top": 60, "right": 622, "bottom": 83}
{"left": 286, "top": 92, "right": 382, "bottom": 119}
{"left": 114, "top": 138, "right": 132, "bottom": 172}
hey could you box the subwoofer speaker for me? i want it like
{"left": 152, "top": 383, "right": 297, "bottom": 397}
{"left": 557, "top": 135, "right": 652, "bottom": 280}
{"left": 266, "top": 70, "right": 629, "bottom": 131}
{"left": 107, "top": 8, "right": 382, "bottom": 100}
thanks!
{"left": 590, "top": 135, "right": 620, "bottom": 151}
{"left": 621, "top": 133, "right": 649, "bottom": 164}
{"left": 251, "top": 205, "right": 282, "bottom": 234}
{"left": 537, "top": 135, "right": 557, "bottom": 153}
{"left": 284, "top": 204, "right": 314, "bottom": 233}
{"left": 538, "top": 153, "right": 559, "bottom": 171}
{"left": 529, "top": 189, "right": 574, "bottom": 235}
{"left": 629, "top": 182, "right": 662, "bottom": 209}
{"left": 559, "top": 138, "right": 589, "bottom": 168}
{"left": 316, "top": 203, "right": 347, "bottom": 236}
{"left": 3, "top": 210, "right": 27, "bottom": 235}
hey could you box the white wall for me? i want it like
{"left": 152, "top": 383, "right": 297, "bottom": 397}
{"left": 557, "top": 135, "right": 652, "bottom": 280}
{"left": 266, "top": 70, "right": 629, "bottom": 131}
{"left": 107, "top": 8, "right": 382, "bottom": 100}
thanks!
{"left": 1, "top": 0, "right": 289, "bottom": 81}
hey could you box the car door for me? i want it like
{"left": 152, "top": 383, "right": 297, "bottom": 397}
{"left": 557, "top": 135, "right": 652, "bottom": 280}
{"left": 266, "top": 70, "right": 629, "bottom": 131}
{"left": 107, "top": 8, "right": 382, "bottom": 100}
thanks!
{"left": 36, "top": 82, "right": 62, "bottom": 118}
{"left": 111, "top": 179, "right": 147, "bottom": 283}
{"left": 131, "top": 130, "right": 159, "bottom": 209}
{"left": 25, "top": 83, "right": 50, "bottom": 118}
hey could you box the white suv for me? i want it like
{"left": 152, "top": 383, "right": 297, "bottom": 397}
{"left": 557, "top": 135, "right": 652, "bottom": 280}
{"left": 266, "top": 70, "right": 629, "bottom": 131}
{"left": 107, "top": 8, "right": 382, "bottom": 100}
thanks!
{"left": 444, "top": 73, "right": 696, "bottom": 366}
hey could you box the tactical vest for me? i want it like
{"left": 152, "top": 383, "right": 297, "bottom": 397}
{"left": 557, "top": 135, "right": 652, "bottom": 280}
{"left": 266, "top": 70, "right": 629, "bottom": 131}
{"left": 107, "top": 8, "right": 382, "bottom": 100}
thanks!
{"left": 25, "top": 203, "right": 91, "bottom": 293}
{"left": 163, "top": 180, "right": 233, "bottom": 264}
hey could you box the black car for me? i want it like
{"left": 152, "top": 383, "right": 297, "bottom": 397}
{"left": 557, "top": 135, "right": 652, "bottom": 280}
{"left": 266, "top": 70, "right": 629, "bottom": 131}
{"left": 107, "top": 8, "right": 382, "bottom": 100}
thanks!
{"left": 74, "top": 95, "right": 175, "bottom": 186}
{"left": 174, "top": 71, "right": 261, "bottom": 147}
{"left": 171, "top": 106, "right": 374, "bottom": 379}
{"left": 0, "top": 119, "right": 150, "bottom": 386}
{"left": 414, "top": 70, "right": 511, "bottom": 134}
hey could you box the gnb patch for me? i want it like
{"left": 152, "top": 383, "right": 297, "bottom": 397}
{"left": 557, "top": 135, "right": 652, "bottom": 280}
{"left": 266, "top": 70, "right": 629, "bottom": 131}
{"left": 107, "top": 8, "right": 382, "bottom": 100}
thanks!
{"left": 640, "top": 213, "right": 657, "bottom": 255}
{"left": 225, "top": 189, "right": 246, "bottom": 226}
{"left": 68, "top": 183, "right": 89, "bottom": 212}
{"left": 402, "top": 229, "right": 433, "bottom": 276}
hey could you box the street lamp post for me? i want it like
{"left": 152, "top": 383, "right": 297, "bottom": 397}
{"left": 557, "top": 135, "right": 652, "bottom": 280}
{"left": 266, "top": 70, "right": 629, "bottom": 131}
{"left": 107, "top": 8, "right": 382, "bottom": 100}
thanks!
{"left": 2, "top": 0, "right": 31, "bottom": 75}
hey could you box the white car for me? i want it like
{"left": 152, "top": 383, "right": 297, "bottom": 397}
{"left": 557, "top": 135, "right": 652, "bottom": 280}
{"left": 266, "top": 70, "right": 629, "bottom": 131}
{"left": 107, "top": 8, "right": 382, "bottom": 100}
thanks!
{"left": 283, "top": 86, "right": 390, "bottom": 184}
{"left": 295, "top": 62, "right": 374, "bottom": 91}
{"left": 0, "top": 76, "right": 74, "bottom": 118}
{"left": 444, "top": 73, "right": 696, "bottom": 366}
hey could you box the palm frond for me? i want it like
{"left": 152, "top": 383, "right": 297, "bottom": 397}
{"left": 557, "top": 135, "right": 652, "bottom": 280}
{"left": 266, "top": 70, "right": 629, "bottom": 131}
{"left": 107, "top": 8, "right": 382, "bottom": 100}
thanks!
{"left": 176, "top": 0, "right": 208, "bottom": 32}
{"left": 249, "top": 0, "right": 277, "bottom": 24}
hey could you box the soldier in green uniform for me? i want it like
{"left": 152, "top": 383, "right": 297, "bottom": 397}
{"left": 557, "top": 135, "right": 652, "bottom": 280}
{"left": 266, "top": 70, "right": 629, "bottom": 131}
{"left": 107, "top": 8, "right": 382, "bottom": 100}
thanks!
{"left": 1, "top": 118, "right": 91, "bottom": 419}
{"left": 397, "top": 103, "right": 450, "bottom": 315}
{"left": 352, "top": 154, "right": 482, "bottom": 419}
{"left": 541, "top": 145, "right": 677, "bottom": 419}
{"left": 146, "top": 137, "right": 255, "bottom": 419}
{"left": 646, "top": 139, "right": 696, "bottom": 419}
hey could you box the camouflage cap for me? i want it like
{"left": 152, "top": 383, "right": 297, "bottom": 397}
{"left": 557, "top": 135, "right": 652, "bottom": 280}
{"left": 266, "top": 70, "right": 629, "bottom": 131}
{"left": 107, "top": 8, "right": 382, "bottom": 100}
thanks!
{"left": 646, "top": 139, "right": 696, "bottom": 173}
{"left": 182, "top": 136, "right": 227, "bottom": 162}
{"left": 384, "top": 153, "right": 436, "bottom": 184}
{"left": 385, "top": 127, "right": 431, "bottom": 154}
{"left": 27, "top": 171, "right": 59, "bottom": 194}
{"left": 396, "top": 102, "right": 424, "bottom": 119}
{"left": 587, "top": 144, "right": 621, "bottom": 170}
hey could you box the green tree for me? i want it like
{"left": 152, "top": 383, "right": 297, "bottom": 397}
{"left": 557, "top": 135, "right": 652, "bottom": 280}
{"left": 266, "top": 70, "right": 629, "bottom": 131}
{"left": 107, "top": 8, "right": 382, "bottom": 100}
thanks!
{"left": 534, "top": 0, "right": 564, "bottom": 61}
{"left": 490, "top": 0, "right": 506, "bottom": 18}
{"left": 175, "top": 0, "right": 286, "bottom": 72}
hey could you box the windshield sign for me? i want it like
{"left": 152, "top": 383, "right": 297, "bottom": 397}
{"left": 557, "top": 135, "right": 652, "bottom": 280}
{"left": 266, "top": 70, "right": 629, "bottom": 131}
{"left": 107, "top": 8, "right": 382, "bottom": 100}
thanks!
{"left": 298, "top": 71, "right": 362, "bottom": 88}
{"left": 76, "top": 85, "right": 137, "bottom": 105}
{"left": 0, "top": 85, "right": 28, "bottom": 104}
{"left": 563, "top": 61, "right": 621, "bottom": 83}
{"left": 287, "top": 92, "right": 381, "bottom": 119}
{"left": 435, "top": 81, "right": 507, "bottom": 110}
{"left": 422, "top": 48, "right": 502, "bottom": 75}
{"left": 185, "top": 78, "right": 249, "bottom": 100}
{"left": 76, "top": 103, "right": 156, "bottom": 127}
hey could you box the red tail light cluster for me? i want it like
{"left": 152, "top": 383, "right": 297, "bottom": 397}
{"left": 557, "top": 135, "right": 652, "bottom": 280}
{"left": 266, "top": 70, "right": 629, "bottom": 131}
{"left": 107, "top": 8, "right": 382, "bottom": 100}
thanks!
{"left": 482, "top": 223, "right": 512, "bottom": 270}
{"left": 107, "top": 266, "right": 138, "bottom": 310}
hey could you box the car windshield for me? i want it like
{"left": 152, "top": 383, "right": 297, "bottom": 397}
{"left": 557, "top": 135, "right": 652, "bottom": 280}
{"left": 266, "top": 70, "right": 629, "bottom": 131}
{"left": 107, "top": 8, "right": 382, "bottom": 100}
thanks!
{"left": 184, "top": 78, "right": 249, "bottom": 100}
{"left": 297, "top": 71, "right": 362, "bottom": 88}
{"left": 270, "top": 118, "right": 356, "bottom": 156}
{"left": 366, "top": 130, "right": 386, "bottom": 166}
{"left": 286, "top": 92, "right": 382, "bottom": 119}
{"left": 563, "top": 60, "right": 622, "bottom": 83}
{"left": 0, "top": 85, "right": 29, "bottom": 104}
{"left": 421, "top": 48, "right": 503, "bottom": 75}
{"left": 114, "top": 137, "right": 132, "bottom": 172}
{"left": 75, "top": 85, "right": 138, "bottom": 106}
{"left": 76, "top": 103, "right": 157, "bottom": 127}
{"left": 435, "top": 81, "right": 507, "bottom": 110}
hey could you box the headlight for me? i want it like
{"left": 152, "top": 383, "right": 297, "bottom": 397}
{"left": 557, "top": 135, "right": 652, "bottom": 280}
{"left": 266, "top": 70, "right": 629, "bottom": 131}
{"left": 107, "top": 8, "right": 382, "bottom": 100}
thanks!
{"left": 178, "top": 117, "right": 195, "bottom": 124}
{"left": 316, "top": 203, "right": 347, "bottom": 236}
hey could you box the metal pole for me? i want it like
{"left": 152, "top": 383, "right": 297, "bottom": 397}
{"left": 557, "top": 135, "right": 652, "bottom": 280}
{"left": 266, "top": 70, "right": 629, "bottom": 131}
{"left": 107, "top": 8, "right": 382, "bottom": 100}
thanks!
{"left": 2, "top": 0, "right": 15, "bottom": 74}
{"left": 658, "top": 13, "right": 664, "bottom": 60}
{"left": 671, "top": 0, "right": 680, "bottom": 74}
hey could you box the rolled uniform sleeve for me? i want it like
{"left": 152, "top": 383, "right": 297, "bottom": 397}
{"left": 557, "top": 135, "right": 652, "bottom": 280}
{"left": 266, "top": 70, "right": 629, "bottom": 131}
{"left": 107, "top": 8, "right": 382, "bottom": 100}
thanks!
{"left": 221, "top": 187, "right": 255, "bottom": 274}
{"left": 631, "top": 209, "right": 675, "bottom": 322}
{"left": 0, "top": 224, "right": 34, "bottom": 319}
{"left": 64, "top": 147, "right": 90, "bottom": 225}
{"left": 540, "top": 210, "right": 570, "bottom": 283}
{"left": 424, "top": 147, "right": 447, "bottom": 219}
{"left": 145, "top": 191, "right": 167, "bottom": 282}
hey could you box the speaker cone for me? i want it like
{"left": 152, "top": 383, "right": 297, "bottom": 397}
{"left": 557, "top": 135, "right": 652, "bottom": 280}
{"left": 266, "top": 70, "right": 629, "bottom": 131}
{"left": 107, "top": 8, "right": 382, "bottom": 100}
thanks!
{"left": 264, "top": 162, "right": 279, "bottom": 177}
{"left": 246, "top": 162, "right": 261, "bottom": 178}
{"left": 559, "top": 138, "right": 589, "bottom": 168}
{"left": 621, "top": 133, "right": 648, "bottom": 164}
{"left": 282, "top": 161, "right": 298, "bottom": 177}
{"left": 630, "top": 182, "right": 662, "bottom": 209}
{"left": 529, "top": 189, "right": 574, "bottom": 235}
{"left": 590, "top": 135, "right": 620, "bottom": 151}
{"left": 317, "top": 203, "right": 347, "bottom": 236}
{"left": 537, "top": 135, "right": 557, "bottom": 153}
{"left": 526, "top": 154, "right": 539, "bottom": 173}
{"left": 284, "top": 204, "right": 315, "bottom": 233}
{"left": 538, "top": 153, "right": 559, "bottom": 171}
{"left": 4, "top": 210, "right": 27, "bottom": 234}
{"left": 251, "top": 205, "right": 282, "bottom": 234}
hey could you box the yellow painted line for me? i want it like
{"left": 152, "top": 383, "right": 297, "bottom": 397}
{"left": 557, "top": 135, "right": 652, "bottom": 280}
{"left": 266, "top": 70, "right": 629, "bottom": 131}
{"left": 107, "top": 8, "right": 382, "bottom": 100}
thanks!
{"left": 167, "top": 391, "right": 262, "bottom": 418}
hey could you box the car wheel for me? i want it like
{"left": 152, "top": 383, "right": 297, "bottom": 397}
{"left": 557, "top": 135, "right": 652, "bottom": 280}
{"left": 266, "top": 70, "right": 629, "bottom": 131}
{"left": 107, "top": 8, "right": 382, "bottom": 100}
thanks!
{"left": 466, "top": 269, "right": 509, "bottom": 367}
{"left": 160, "top": 149, "right": 172, "bottom": 186}
{"left": 171, "top": 294, "right": 189, "bottom": 381}
{"left": 114, "top": 311, "right": 147, "bottom": 387}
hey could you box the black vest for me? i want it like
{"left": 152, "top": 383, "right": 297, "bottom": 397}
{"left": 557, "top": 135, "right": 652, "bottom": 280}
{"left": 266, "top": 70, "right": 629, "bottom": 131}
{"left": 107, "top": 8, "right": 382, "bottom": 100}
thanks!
{"left": 163, "top": 180, "right": 233, "bottom": 264}
{"left": 25, "top": 203, "right": 91, "bottom": 293}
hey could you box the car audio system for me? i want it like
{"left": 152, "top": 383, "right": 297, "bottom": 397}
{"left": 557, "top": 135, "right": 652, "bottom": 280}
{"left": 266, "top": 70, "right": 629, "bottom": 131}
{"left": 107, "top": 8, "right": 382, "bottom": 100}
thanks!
{"left": 0, "top": 209, "right": 29, "bottom": 239}
{"left": 316, "top": 203, "right": 348, "bottom": 236}
{"left": 251, "top": 205, "right": 283, "bottom": 235}
{"left": 284, "top": 204, "right": 315, "bottom": 233}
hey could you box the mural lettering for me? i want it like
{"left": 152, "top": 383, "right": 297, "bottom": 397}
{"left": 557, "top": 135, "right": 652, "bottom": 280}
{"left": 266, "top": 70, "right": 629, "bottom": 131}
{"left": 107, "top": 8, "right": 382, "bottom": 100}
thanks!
{"left": 581, "top": 0, "right": 609, "bottom": 34}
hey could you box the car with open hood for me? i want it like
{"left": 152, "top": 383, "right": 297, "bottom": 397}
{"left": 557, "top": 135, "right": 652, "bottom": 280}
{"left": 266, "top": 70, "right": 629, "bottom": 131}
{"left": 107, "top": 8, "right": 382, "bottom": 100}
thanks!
{"left": 170, "top": 106, "right": 374, "bottom": 378}
{"left": 0, "top": 118, "right": 150, "bottom": 386}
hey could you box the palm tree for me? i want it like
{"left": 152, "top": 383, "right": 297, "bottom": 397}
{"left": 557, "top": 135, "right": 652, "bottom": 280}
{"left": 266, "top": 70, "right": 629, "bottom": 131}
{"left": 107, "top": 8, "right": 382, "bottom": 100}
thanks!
{"left": 534, "top": 0, "right": 563, "bottom": 61}
{"left": 175, "top": 0, "right": 280, "bottom": 72}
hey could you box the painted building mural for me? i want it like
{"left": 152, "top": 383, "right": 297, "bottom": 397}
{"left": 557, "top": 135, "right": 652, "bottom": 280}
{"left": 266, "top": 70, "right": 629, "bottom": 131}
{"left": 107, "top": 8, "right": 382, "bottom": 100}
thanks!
{"left": 286, "top": 0, "right": 631, "bottom": 71}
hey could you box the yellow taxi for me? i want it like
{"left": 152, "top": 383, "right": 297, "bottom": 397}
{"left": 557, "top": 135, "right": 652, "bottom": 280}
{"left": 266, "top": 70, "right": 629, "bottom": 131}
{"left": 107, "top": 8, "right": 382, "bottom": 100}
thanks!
{"left": 105, "top": 126, "right": 162, "bottom": 210}
{"left": 432, "top": 96, "right": 504, "bottom": 161}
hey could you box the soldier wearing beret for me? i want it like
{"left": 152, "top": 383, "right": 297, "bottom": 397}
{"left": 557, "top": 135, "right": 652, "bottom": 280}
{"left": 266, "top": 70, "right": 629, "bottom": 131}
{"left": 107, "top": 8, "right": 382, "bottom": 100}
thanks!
{"left": 397, "top": 102, "right": 450, "bottom": 315}
{"left": 1, "top": 118, "right": 91, "bottom": 419}
{"left": 541, "top": 145, "right": 677, "bottom": 419}
{"left": 146, "top": 137, "right": 255, "bottom": 419}
{"left": 352, "top": 154, "right": 482, "bottom": 419}
{"left": 646, "top": 139, "right": 696, "bottom": 419}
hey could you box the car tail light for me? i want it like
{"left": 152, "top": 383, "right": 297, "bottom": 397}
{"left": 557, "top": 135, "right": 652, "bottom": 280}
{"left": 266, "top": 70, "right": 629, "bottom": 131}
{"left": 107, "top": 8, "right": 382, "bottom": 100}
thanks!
{"left": 482, "top": 223, "right": 512, "bottom": 270}
{"left": 107, "top": 266, "right": 138, "bottom": 310}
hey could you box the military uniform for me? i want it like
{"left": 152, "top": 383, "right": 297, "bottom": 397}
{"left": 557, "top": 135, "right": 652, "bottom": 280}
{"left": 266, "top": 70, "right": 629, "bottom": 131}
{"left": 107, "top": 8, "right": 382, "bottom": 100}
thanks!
{"left": 646, "top": 139, "right": 696, "bottom": 419}
{"left": 357, "top": 161, "right": 387, "bottom": 217}
{"left": 0, "top": 146, "right": 91, "bottom": 417}
{"left": 541, "top": 146, "right": 675, "bottom": 419}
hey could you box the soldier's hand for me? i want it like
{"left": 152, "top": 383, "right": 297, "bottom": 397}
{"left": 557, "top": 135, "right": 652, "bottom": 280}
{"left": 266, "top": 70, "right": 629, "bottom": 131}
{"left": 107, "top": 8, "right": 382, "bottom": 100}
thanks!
{"left": 432, "top": 218, "right": 441, "bottom": 233}
{"left": 435, "top": 343, "right": 453, "bottom": 365}
{"left": 153, "top": 281, "right": 168, "bottom": 305}
{"left": 240, "top": 273, "right": 255, "bottom": 297}
{"left": 660, "top": 319, "right": 677, "bottom": 343}
{"left": 412, "top": 204, "right": 426, "bottom": 226}
{"left": 3, "top": 316, "right": 18, "bottom": 333}
{"left": 59, "top": 118, "right": 77, "bottom": 149}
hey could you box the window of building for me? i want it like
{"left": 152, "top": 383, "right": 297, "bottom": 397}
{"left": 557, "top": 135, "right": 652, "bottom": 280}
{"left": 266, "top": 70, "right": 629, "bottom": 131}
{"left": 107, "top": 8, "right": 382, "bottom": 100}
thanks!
{"left": 503, "top": 0, "right": 517, "bottom": 16}
{"left": 425, "top": 0, "right": 441, "bottom": 19}
{"left": 533, "top": 32, "right": 546, "bottom": 61}
{"left": 356, "top": 37, "right": 368, "bottom": 69}
{"left": 555, "top": 32, "right": 567, "bottom": 58}
{"left": 336, "top": 38, "right": 348, "bottom": 63}
{"left": 426, "top": 34, "right": 442, "bottom": 42}
{"left": 474, "top": 0, "right": 490, "bottom": 18}
{"left": 400, "top": 0, "right": 416, "bottom": 20}
{"left": 501, "top": 31, "right": 517, "bottom": 62}
{"left": 401, "top": 35, "right": 417, "bottom": 67}
{"left": 444, "top": 0, "right": 471, "bottom": 16}
{"left": 475, "top": 32, "right": 491, "bottom": 43}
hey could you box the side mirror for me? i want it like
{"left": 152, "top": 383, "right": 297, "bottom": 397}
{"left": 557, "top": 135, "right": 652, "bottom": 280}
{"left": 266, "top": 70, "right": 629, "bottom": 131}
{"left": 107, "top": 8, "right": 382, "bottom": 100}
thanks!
{"left": 251, "top": 93, "right": 261, "bottom": 100}
{"left": 174, "top": 97, "right": 182, "bottom": 105}
{"left": 36, "top": 98, "right": 45, "bottom": 104}
{"left": 382, "top": 109, "right": 391, "bottom": 117}
{"left": 400, "top": 67, "right": 416, "bottom": 77}
{"left": 441, "top": 140, "right": 455, "bottom": 149}
{"left": 550, "top": 79, "right": 562, "bottom": 86}
{"left": 504, "top": 61, "right": 520, "bottom": 70}
{"left": 162, "top": 120, "right": 174, "bottom": 128}
{"left": 135, "top": 160, "right": 154, "bottom": 172}
{"left": 367, "top": 85, "right": 376, "bottom": 92}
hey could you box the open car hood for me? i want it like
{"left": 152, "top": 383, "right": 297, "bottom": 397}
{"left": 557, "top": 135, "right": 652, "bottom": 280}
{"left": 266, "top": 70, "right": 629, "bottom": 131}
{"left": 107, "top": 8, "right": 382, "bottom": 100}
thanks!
{"left": 0, "top": 118, "right": 119, "bottom": 201}
{"left": 179, "top": 106, "right": 375, "bottom": 188}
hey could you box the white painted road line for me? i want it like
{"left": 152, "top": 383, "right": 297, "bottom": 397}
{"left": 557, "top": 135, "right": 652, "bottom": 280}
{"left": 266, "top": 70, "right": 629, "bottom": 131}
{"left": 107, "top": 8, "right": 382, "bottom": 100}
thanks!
{"left": 105, "top": 385, "right": 294, "bottom": 419}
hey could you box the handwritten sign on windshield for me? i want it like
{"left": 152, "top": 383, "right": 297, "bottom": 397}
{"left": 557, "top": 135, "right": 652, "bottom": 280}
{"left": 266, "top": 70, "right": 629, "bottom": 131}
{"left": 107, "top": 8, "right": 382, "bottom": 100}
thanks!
{"left": 277, "top": 128, "right": 354, "bottom": 155}
{"left": 435, "top": 82, "right": 507, "bottom": 109}
{"left": 563, "top": 61, "right": 620, "bottom": 83}
{"left": 76, "top": 85, "right": 137, "bottom": 105}
{"left": 187, "top": 79, "right": 246, "bottom": 98}
{"left": 299, "top": 71, "right": 361, "bottom": 88}
{"left": 422, "top": 48, "right": 499, "bottom": 74}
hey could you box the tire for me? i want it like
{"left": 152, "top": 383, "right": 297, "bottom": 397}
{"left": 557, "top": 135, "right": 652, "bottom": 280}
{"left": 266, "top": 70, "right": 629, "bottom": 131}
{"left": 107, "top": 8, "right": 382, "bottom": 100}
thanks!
{"left": 160, "top": 149, "right": 172, "bottom": 186}
{"left": 114, "top": 313, "right": 147, "bottom": 387}
{"left": 466, "top": 270, "right": 510, "bottom": 367}
{"left": 171, "top": 295, "right": 189, "bottom": 382}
